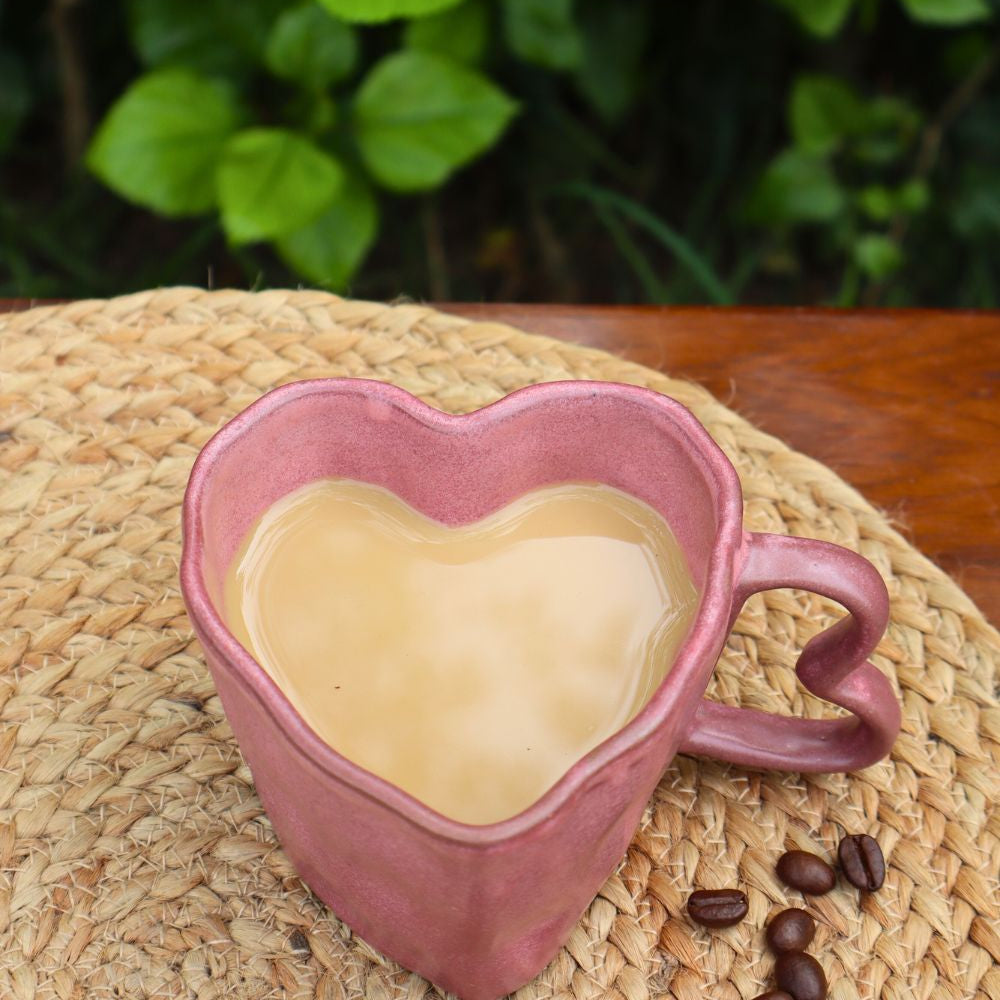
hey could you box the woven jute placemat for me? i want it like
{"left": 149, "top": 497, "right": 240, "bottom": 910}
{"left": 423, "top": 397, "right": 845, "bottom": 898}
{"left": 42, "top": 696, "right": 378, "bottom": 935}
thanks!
{"left": 1, "top": 288, "right": 998, "bottom": 1000}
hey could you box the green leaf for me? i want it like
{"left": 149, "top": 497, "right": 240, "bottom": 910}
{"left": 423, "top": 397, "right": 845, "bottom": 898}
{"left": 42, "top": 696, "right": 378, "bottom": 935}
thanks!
{"left": 354, "top": 51, "right": 517, "bottom": 191}
{"left": 503, "top": 0, "right": 583, "bottom": 70}
{"left": 0, "top": 51, "right": 30, "bottom": 154}
{"left": 862, "top": 96, "right": 922, "bottom": 134}
{"left": 850, "top": 96, "right": 922, "bottom": 164}
{"left": 316, "top": 0, "right": 462, "bottom": 23}
{"left": 789, "top": 75, "right": 865, "bottom": 154}
{"left": 403, "top": 0, "right": 489, "bottom": 65}
{"left": 772, "top": 0, "right": 854, "bottom": 37}
{"left": 277, "top": 172, "right": 379, "bottom": 288}
{"left": 858, "top": 179, "right": 928, "bottom": 222}
{"left": 86, "top": 68, "right": 241, "bottom": 216}
{"left": 266, "top": 4, "right": 358, "bottom": 90}
{"left": 899, "top": 0, "right": 991, "bottom": 25}
{"left": 853, "top": 233, "right": 903, "bottom": 278}
{"left": 559, "top": 181, "right": 733, "bottom": 305}
{"left": 128, "top": 0, "right": 286, "bottom": 73}
{"left": 858, "top": 185, "right": 895, "bottom": 221}
{"left": 574, "top": 0, "right": 648, "bottom": 123}
{"left": 217, "top": 128, "right": 344, "bottom": 244}
{"left": 896, "top": 178, "right": 929, "bottom": 214}
{"left": 746, "top": 148, "right": 847, "bottom": 224}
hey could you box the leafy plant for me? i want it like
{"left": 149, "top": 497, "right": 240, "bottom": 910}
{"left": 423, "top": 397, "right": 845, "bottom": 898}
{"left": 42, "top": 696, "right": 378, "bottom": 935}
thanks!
{"left": 83, "top": 0, "right": 518, "bottom": 287}
{"left": 746, "top": 71, "right": 925, "bottom": 288}
{"left": 741, "top": 0, "right": 999, "bottom": 302}
{"left": 1, "top": 0, "right": 999, "bottom": 304}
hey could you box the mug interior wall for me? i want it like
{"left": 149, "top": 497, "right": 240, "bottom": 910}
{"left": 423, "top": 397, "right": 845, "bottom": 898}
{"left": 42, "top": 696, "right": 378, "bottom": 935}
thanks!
{"left": 197, "top": 387, "right": 723, "bottom": 611}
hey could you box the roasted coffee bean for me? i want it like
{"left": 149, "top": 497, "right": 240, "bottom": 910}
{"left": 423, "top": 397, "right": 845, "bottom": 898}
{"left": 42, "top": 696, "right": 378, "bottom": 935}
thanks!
{"left": 751, "top": 993, "right": 794, "bottom": 1000}
{"left": 686, "top": 888, "right": 749, "bottom": 928}
{"left": 775, "top": 851, "right": 836, "bottom": 895}
{"left": 775, "top": 952, "right": 827, "bottom": 1000}
{"left": 766, "top": 908, "right": 816, "bottom": 953}
{"left": 838, "top": 834, "right": 885, "bottom": 891}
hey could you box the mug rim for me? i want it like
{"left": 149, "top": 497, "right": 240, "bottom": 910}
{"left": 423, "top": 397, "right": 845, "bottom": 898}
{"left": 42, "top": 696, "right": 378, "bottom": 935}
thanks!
{"left": 180, "top": 378, "right": 744, "bottom": 846}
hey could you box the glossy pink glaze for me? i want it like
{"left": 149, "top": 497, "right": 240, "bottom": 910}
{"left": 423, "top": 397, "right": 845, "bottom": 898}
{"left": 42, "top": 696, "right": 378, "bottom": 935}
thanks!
{"left": 180, "top": 379, "right": 900, "bottom": 1000}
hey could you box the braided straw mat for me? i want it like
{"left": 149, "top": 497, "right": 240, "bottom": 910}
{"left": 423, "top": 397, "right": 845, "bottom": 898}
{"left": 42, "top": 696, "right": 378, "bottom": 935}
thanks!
{"left": 1, "top": 288, "right": 998, "bottom": 1000}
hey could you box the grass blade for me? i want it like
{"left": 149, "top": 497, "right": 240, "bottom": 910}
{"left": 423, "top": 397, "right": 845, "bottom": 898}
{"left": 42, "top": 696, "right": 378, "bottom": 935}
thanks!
{"left": 557, "top": 181, "right": 734, "bottom": 304}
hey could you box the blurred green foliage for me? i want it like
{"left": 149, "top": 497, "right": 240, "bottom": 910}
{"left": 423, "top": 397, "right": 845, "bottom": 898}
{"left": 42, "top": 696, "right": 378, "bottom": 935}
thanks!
{"left": 1, "top": 0, "right": 999, "bottom": 305}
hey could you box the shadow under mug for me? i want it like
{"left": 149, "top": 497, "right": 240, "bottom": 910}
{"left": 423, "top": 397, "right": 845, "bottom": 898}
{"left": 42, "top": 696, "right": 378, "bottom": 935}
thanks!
{"left": 180, "top": 378, "right": 901, "bottom": 1000}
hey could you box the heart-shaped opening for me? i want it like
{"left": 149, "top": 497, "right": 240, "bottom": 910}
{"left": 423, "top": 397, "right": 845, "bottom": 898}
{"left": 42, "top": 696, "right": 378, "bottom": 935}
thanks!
{"left": 222, "top": 478, "right": 700, "bottom": 824}
{"left": 183, "top": 379, "right": 742, "bottom": 830}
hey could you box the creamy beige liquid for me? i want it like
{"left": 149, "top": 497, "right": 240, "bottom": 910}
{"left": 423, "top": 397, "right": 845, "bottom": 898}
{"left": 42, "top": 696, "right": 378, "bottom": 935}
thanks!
{"left": 223, "top": 479, "right": 698, "bottom": 825}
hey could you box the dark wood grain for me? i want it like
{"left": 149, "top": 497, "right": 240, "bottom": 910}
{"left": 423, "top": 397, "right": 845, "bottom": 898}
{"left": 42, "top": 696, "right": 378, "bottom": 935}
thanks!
{"left": 443, "top": 305, "right": 1000, "bottom": 626}
{"left": 3, "top": 299, "right": 997, "bottom": 625}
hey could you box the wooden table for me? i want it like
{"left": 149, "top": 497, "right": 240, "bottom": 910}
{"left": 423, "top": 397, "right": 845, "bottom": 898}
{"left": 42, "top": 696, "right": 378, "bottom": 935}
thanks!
{"left": 445, "top": 305, "right": 1000, "bottom": 626}
{"left": 3, "top": 300, "right": 997, "bottom": 625}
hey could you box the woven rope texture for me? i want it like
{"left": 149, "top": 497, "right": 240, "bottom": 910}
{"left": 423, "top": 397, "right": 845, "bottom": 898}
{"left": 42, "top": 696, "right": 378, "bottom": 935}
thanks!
{"left": 1, "top": 289, "right": 998, "bottom": 1000}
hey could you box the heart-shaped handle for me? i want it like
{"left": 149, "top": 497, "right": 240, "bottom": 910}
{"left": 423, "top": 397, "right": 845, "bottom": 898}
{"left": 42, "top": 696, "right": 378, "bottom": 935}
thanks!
{"left": 679, "top": 532, "right": 901, "bottom": 772}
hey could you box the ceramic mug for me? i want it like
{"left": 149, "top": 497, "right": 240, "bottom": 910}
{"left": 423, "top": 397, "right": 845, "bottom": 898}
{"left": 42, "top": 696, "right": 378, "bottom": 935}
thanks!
{"left": 180, "top": 378, "right": 900, "bottom": 1000}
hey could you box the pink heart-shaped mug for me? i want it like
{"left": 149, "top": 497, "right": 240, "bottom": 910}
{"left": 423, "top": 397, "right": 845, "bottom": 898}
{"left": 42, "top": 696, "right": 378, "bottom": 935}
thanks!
{"left": 180, "top": 378, "right": 900, "bottom": 1000}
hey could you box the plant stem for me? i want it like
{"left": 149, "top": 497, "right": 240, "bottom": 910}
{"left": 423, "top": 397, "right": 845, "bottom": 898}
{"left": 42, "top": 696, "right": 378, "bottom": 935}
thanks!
{"left": 49, "top": 0, "right": 90, "bottom": 167}
{"left": 421, "top": 197, "right": 450, "bottom": 301}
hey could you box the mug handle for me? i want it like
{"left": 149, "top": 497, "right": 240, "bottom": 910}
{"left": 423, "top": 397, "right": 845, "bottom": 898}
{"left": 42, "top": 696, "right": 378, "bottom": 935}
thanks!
{"left": 678, "top": 532, "right": 901, "bottom": 772}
